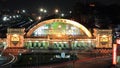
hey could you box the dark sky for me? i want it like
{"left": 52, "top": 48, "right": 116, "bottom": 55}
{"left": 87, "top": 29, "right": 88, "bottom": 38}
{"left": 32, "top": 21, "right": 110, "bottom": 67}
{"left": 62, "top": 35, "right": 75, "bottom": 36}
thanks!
{"left": 0, "top": 0, "right": 78, "bottom": 11}
{"left": 0, "top": 0, "right": 120, "bottom": 12}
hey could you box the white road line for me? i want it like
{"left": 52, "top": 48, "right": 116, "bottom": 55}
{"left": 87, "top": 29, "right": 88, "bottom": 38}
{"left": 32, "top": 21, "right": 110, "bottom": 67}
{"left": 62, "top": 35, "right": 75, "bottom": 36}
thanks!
{"left": 1, "top": 53, "right": 16, "bottom": 66}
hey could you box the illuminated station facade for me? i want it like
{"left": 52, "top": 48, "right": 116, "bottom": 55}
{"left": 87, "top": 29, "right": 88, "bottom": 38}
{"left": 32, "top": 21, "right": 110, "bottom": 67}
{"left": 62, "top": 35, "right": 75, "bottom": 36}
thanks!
{"left": 0, "top": 19, "right": 113, "bottom": 55}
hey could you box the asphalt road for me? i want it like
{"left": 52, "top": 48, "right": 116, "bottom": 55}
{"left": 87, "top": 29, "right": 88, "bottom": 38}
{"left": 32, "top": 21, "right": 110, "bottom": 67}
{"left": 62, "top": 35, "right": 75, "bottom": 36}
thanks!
{"left": 1, "top": 52, "right": 113, "bottom": 68}
{"left": 74, "top": 56, "right": 112, "bottom": 68}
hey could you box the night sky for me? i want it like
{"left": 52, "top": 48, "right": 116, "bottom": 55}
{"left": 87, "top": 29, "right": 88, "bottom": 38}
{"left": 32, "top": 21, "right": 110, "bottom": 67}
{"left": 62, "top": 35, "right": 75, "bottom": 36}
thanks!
{"left": 0, "top": 0, "right": 120, "bottom": 9}
{"left": 0, "top": 0, "right": 120, "bottom": 12}
{"left": 0, "top": 0, "right": 78, "bottom": 11}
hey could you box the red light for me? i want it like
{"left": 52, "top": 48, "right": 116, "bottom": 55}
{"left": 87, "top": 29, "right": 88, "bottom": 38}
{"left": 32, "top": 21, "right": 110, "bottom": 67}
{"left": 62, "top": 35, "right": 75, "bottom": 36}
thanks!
{"left": 116, "top": 39, "right": 120, "bottom": 44}
{"left": 113, "top": 44, "right": 117, "bottom": 65}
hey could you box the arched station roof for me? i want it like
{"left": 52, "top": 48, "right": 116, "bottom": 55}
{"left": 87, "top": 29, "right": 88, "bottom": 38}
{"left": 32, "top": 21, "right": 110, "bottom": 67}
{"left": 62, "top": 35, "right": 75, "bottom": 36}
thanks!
{"left": 26, "top": 19, "right": 92, "bottom": 38}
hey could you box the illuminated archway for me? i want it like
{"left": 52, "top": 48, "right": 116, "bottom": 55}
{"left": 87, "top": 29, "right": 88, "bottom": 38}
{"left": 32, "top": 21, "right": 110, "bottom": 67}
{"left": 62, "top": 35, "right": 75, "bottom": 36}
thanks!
{"left": 26, "top": 19, "right": 92, "bottom": 37}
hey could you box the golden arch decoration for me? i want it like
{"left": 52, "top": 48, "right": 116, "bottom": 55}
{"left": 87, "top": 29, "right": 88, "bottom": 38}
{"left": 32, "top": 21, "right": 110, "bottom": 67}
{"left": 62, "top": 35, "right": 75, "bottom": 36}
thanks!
{"left": 26, "top": 19, "right": 92, "bottom": 37}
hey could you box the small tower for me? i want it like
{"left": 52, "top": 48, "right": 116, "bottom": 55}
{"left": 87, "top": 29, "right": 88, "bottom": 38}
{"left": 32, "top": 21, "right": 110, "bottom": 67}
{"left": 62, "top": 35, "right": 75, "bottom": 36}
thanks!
{"left": 95, "top": 29, "right": 112, "bottom": 48}
{"left": 7, "top": 28, "right": 25, "bottom": 48}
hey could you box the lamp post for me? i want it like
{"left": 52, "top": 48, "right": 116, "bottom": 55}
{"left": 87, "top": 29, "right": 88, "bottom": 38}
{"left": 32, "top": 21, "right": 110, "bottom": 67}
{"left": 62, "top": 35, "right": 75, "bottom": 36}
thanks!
{"left": 61, "top": 13, "right": 64, "bottom": 17}
{"left": 55, "top": 9, "right": 59, "bottom": 14}
{"left": 40, "top": 8, "right": 44, "bottom": 12}
{"left": 37, "top": 16, "right": 42, "bottom": 20}
{"left": 39, "top": 8, "right": 47, "bottom": 17}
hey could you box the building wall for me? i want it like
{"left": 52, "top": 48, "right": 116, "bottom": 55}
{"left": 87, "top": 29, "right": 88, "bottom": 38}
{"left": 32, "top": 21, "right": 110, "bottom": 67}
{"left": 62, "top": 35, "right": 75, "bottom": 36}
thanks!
{"left": 6, "top": 28, "right": 25, "bottom": 48}
{"left": 95, "top": 28, "right": 112, "bottom": 48}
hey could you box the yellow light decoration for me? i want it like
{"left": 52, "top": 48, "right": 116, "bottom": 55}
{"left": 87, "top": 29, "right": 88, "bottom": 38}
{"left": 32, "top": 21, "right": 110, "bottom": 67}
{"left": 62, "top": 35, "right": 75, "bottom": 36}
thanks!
{"left": 100, "top": 35, "right": 108, "bottom": 42}
{"left": 11, "top": 34, "right": 20, "bottom": 45}
{"left": 11, "top": 34, "right": 19, "bottom": 41}
{"left": 26, "top": 19, "right": 92, "bottom": 38}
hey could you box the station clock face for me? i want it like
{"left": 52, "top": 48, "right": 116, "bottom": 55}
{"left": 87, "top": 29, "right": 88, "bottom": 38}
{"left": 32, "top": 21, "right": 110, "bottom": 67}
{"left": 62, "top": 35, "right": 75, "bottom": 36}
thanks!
{"left": 100, "top": 37, "right": 108, "bottom": 42}
{"left": 11, "top": 34, "right": 20, "bottom": 45}
{"left": 100, "top": 36, "right": 109, "bottom": 45}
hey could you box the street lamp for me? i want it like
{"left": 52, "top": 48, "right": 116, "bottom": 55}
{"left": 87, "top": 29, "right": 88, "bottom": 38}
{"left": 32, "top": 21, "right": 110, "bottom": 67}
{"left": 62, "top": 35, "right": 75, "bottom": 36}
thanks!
{"left": 22, "top": 10, "right": 26, "bottom": 13}
{"left": 61, "top": 13, "right": 64, "bottom": 17}
{"left": 55, "top": 9, "right": 59, "bottom": 14}
{"left": 69, "top": 11, "right": 72, "bottom": 14}
{"left": 40, "top": 8, "right": 47, "bottom": 13}
{"left": 40, "top": 8, "right": 44, "bottom": 12}
{"left": 37, "top": 16, "right": 42, "bottom": 20}
{"left": 44, "top": 10, "right": 47, "bottom": 13}
{"left": 39, "top": 8, "right": 47, "bottom": 17}
{"left": 2, "top": 16, "right": 7, "bottom": 21}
